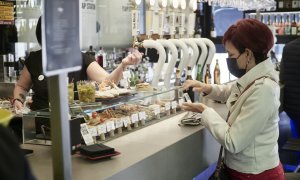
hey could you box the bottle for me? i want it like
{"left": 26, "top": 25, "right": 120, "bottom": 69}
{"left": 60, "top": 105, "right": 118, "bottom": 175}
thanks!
{"left": 278, "top": 0, "right": 284, "bottom": 9}
{"left": 174, "top": 69, "right": 181, "bottom": 102}
{"left": 278, "top": 15, "right": 285, "bottom": 35}
{"left": 210, "top": 13, "right": 216, "bottom": 38}
{"left": 292, "top": 0, "right": 299, "bottom": 8}
{"left": 196, "top": 64, "right": 203, "bottom": 82}
{"left": 194, "top": 13, "right": 202, "bottom": 38}
{"left": 267, "top": 14, "right": 275, "bottom": 35}
{"left": 185, "top": 66, "right": 194, "bottom": 102}
{"left": 260, "top": 15, "right": 265, "bottom": 24}
{"left": 96, "top": 47, "right": 107, "bottom": 68}
{"left": 285, "top": 15, "right": 291, "bottom": 35}
{"left": 175, "top": 69, "right": 181, "bottom": 86}
{"left": 204, "top": 64, "right": 212, "bottom": 84}
{"left": 213, "top": 59, "right": 220, "bottom": 84}
{"left": 86, "top": 45, "right": 96, "bottom": 59}
{"left": 273, "top": 15, "right": 279, "bottom": 35}
{"left": 291, "top": 14, "right": 297, "bottom": 35}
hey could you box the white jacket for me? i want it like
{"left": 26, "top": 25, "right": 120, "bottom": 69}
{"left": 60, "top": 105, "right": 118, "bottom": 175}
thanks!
{"left": 201, "top": 58, "right": 280, "bottom": 174}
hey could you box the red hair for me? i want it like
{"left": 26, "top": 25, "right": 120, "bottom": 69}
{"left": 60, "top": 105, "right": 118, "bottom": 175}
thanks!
{"left": 223, "top": 19, "right": 274, "bottom": 63}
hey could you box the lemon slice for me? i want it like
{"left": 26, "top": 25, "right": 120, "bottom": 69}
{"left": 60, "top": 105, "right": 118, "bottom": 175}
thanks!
{"left": 0, "top": 108, "right": 13, "bottom": 127}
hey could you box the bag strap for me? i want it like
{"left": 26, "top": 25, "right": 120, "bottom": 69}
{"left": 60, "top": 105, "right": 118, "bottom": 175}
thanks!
{"left": 215, "top": 76, "right": 277, "bottom": 169}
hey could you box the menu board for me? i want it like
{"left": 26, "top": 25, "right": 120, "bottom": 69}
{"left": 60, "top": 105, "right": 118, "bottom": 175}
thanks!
{"left": 0, "top": 1, "right": 14, "bottom": 25}
{"left": 43, "top": 0, "right": 82, "bottom": 76}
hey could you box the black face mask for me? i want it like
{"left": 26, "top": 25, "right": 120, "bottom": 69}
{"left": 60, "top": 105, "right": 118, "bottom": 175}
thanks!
{"left": 226, "top": 57, "right": 246, "bottom": 78}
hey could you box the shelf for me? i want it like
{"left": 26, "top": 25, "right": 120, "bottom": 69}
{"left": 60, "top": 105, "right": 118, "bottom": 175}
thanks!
{"left": 24, "top": 87, "right": 183, "bottom": 118}
{"left": 244, "top": 9, "right": 300, "bottom": 14}
{"left": 209, "top": 35, "right": 300, "bottom": 45}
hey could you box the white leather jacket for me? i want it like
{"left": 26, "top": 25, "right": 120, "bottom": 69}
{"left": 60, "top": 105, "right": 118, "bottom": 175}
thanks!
{"left": 202, "top": 58, "right": 280, "bottom": 174}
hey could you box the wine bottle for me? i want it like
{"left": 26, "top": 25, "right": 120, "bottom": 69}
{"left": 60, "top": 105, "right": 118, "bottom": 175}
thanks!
{"left": 291, "top": 14, "right": 297, "bottom": 35}
{"left": 285, "top": 15, "right": 291, "bottom": 35}
{"left": 196, "top": 64, "right": 203, "bottom": 82}
{"left": 185, "top": 66, "right": 194, "bottom": 102}
{"left": 213, "top": 59, "right": 220, "bottom": 84}
{"left": 204, "top": 64, "right": 212, "bottom": 84}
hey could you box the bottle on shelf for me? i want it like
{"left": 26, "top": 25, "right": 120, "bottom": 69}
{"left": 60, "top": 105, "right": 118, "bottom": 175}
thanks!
{"left": 278, "top": 15, "right": 285, "bottom": 35}
{"left": 204, "top": 64, "right": 212, "bottom": 84}
{"left": 278, "top": 0, "right": 284, "bottom": 9}
{"left": 185, "top": 66, "right": 194, "bottom": 102}
{"left": 210, "top": 12, "right": 216, "bottom": 38}
{"left": 273, "top": 15, "right": 279, "bottom": 35}
{"left": 194, "top": 13, "right": 202, "bottom": 38}
{"left": 285, "top": 14, "right": 291, "bottom": 35}
{"left": 86, "top": 45, "right": 96, "bottom": 59}
{"left": 96, "top": 47, "right": 107, "bottom": 68}
{"left": 174, "top": 69, "right": 181, "bottom": 102}
{"left": 292, "top": 0, "right": 299, "bottom": 8}
{"left": 196, "top": 64, "right": 203, "bottom": 82}
{"left": 213, "top": 59, "right": 220, "bottom": 85}
{"left": 260, "top": 15, "right": 265, "bottom": 24}
{"left": 267, "top": 14, "right": 276, "bottom": 35}
{"left": 291, "top": 14, "right": 298, "bottom": 35}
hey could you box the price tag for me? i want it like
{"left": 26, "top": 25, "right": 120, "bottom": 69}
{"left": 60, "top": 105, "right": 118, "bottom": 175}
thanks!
{"left": 80, "top": 123, "right": 94, "bottom": 145}
{"left": 179, "top": 99, "right": 184, "bottom": 106}
{"left": 123, "top": 116, "right": 131, "bottom": 127}
{"left": 171, "top": 101, "right": 177, "bottom": 109}
{"left": 115, "top": 118, "right": 123, "bottom": 128}
{"left": 88, "top": 126, "right": 98, "bottom": 137}
{"left": 154, "top": 106, "right": 160, "bottom": 115}
{"left": 165, "top": 102, "right": 171, "bottom": 111}
{"left": 139, "top": 111, "right": 147, "bottom": 120}
{"left": 131, "top": 113, "right": 139, "bottom": 123}
{"left": 97, "top": 124, "right": 107, "bottom": 134}
{"left": 106, "top": 121, "right": 115, "bottom": 132}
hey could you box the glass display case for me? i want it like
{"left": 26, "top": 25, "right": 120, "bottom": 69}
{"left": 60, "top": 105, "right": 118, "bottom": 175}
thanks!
{"left": 22, "top": 87, "right": 186, "bottom": 148}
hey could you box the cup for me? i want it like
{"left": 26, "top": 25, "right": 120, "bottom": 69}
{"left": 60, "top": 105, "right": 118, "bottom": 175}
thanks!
{"left": 77, "top": 82, "right": 96, "bottom": 103}
{"left": 68, "top": 83, "right": 74, "bottom": 103}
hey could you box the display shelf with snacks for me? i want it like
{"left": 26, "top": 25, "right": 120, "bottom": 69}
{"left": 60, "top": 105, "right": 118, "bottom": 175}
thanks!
{"left": 22, "top": 86, "right": 186, "bottom": 146}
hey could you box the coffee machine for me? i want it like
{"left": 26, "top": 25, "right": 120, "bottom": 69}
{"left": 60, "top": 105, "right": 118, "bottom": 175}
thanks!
{"left": 0, "top": 53, "right": 24, "bottom": 82}
{"left": 0, "top": 54, "right": 23, "bottom": 98}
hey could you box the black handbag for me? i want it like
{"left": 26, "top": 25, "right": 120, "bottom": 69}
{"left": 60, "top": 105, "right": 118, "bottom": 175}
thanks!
{"left": 209, "top": 146, "right": 231, "bottom": 180}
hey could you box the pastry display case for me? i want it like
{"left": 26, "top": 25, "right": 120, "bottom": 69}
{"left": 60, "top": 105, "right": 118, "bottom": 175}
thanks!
{"left": 22, "top": 86, "right": 186, "bottom": 147}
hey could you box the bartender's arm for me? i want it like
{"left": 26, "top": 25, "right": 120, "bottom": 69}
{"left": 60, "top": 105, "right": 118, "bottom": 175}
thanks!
{"left": 86, "top": 49, "right": 143, "bottom": 84}
{"left": 13, "top": 66, "right": 32, "bottom": 110}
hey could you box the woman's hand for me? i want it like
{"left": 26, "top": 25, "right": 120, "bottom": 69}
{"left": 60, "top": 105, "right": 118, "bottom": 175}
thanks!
{"left": 182, "top": 80, "right": 212, "bottom": 94}
{"left": 181, "top": 102, "right": 208, "bottom": 113}
{"left": 121, "top": 49, "right": 143, "bottom": 66}
{"left": 13, "top": 100, "right": 24, "bottom": 111}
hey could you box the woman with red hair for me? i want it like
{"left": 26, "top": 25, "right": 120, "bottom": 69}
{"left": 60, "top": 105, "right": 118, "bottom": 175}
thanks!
{"left": 182, "top": 19, "right": 285, "bottom": 179}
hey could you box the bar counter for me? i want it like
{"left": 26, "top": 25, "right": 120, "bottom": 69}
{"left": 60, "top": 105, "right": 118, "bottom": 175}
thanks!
{"left": 22, "top": 99, "right": 227, "bottom": 180}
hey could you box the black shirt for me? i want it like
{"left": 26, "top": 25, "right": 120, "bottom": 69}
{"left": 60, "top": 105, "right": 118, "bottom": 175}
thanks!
{"left": 25, "top": 50, "right": 94, "bottom": 110}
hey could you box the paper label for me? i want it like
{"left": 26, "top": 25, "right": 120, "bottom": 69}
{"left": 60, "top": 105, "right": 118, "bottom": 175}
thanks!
{"left": 106, "top": 121, "right": 115, "bottom": 132}
{"left": 139, "top": 111, "right": 146, "bottom": 120}
{"left": 154, "top": 106, "right": 160, "bottom": 115}
{"left": 123, "top": 116, "right": 131, "bottom": 127}
{"left": 165, "top": 102, "right": 171, "bottom": 110}
{"left": 88, "top": 126, "right": 98, "bottom": 136}
{"left": 80, "top": 123, "right": 94, "bottom": 145}
{"left": 97, "top": 124, "right": 107, "bottom": 134}
{"left": 131, "top": 113, "right": 139, "bottom": 123}
{"left": 171, "top": 101, "right": 177, "bottom": 109}
{"left": 115, "top": 118, "right": 123, "bottom": 128}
